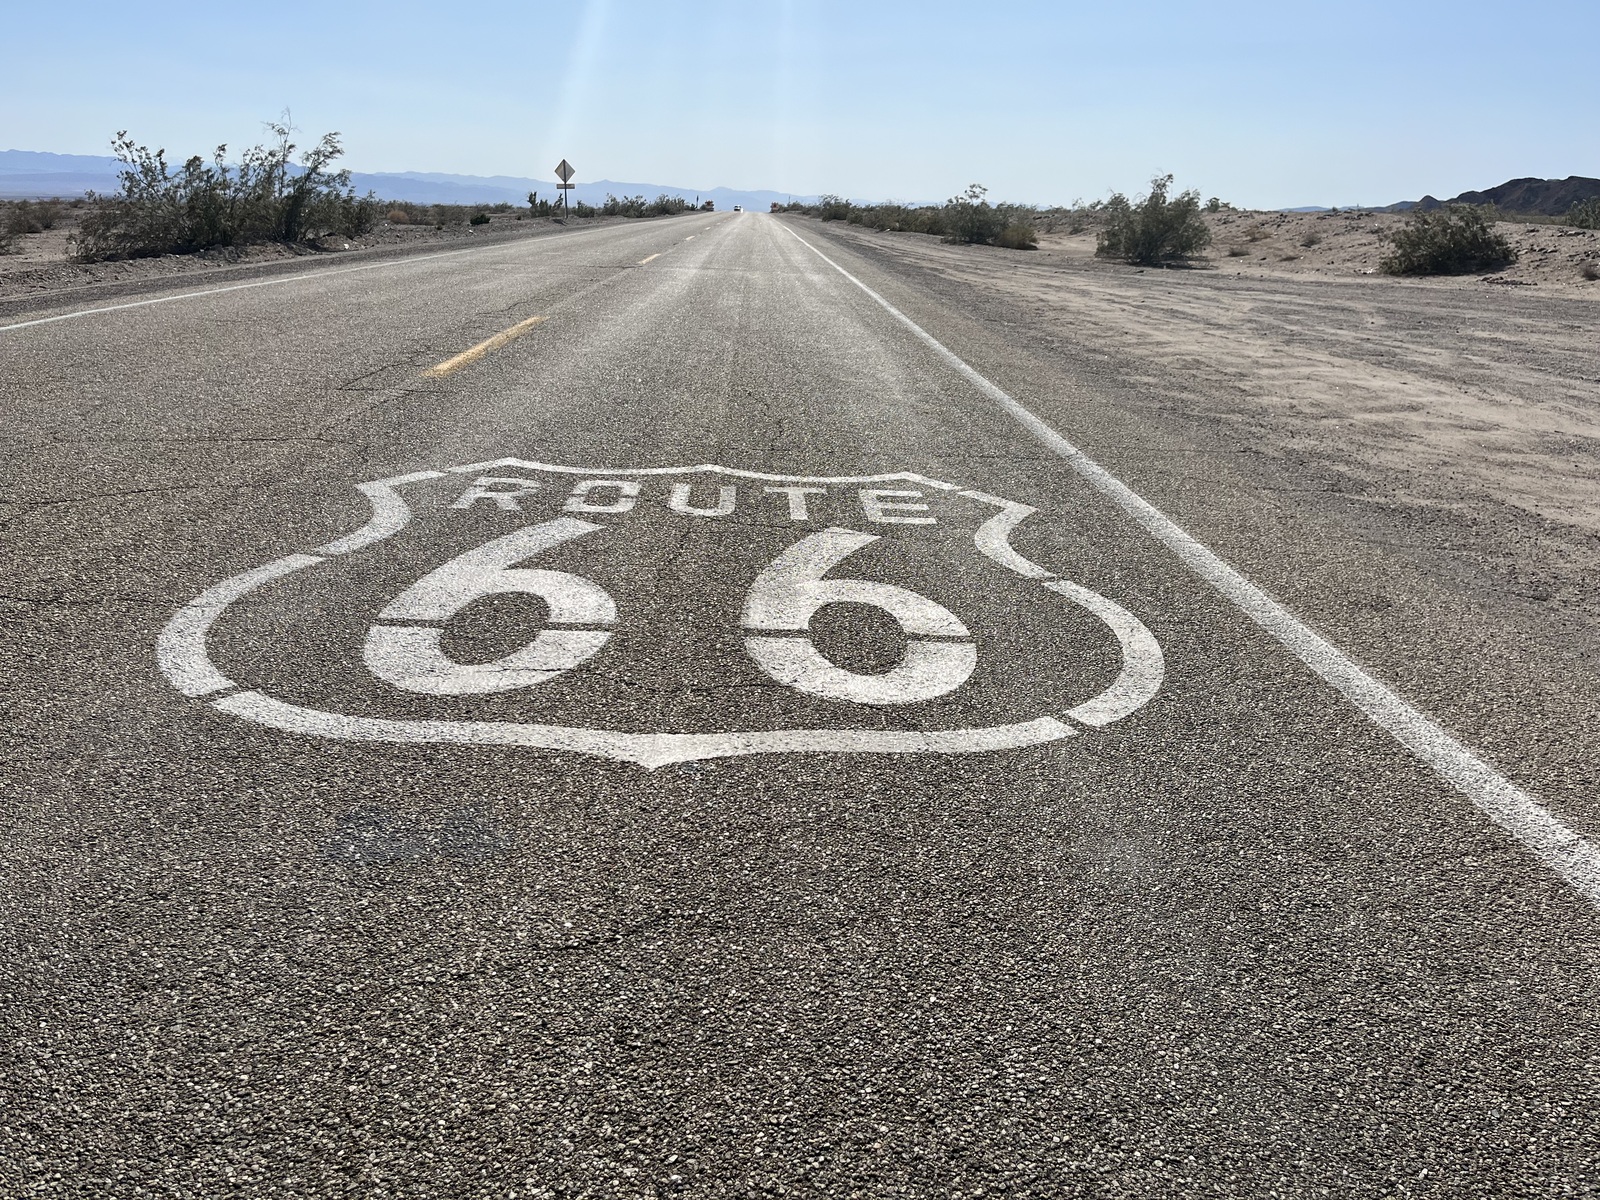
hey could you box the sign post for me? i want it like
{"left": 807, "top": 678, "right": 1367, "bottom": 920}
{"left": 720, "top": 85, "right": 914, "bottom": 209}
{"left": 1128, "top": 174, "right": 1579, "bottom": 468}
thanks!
{"left": 554, "top": 159, "right": 575, "bottom": 215}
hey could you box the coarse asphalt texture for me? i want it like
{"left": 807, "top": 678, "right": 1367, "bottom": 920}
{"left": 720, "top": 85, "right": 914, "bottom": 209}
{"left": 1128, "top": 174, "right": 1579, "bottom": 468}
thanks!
{"left": 2, "top": 211, "right": 1598, "bottom": 1198}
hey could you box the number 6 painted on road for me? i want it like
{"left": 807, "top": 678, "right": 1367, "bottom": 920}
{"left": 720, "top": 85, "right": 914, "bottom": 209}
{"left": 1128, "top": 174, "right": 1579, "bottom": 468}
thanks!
{"left": 742, "top": 527, "right": 977, "bottom": 705}
{"left": 363, "top": 517, "right": 615, "bottom": 695}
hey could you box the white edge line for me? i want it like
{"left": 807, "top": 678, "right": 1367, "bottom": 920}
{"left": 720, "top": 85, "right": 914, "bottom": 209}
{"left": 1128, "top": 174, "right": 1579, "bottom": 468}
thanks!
{"left": 0, "top": 218, "right": 675, "bottom": 335}
{"left": 0, "top": 247, "right": 507, "bottom": 334}
{"left": 780, "top": 220, "right": 1600, "bottom": 909}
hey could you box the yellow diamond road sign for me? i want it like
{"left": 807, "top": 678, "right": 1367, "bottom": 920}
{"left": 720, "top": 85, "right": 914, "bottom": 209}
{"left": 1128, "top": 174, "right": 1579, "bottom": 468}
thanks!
{"left": 555, "top": 159, "right": 575, "bottom": 183}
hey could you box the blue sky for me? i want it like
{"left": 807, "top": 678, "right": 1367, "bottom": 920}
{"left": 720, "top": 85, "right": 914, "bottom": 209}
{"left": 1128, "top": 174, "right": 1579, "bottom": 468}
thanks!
{"left": 4, "top": 0, "right": 1595, "bottom": 207}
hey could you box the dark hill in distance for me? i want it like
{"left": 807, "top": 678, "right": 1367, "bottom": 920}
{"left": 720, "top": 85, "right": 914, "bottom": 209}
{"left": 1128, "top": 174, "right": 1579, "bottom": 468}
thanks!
{"left": 1383, "top": 176, "right": 1600, "bottom": 215}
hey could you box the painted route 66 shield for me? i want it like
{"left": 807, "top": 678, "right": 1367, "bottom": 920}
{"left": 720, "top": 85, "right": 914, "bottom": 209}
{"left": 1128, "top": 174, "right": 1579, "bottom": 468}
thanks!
{"left": 158, "top": 459, "right": 1164, "bottom": 768}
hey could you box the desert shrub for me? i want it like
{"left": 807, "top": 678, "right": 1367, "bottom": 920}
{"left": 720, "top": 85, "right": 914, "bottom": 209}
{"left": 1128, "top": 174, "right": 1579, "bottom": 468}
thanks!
{"left": 592, "top": 192, "right": 689, "bottom": 219}
{"left": 1300, "top": 231, "right": 1322, "bottom": 248}
{"left": 386, "top": 201, "right": 439, "bottom": 225}
{"left": 1582, "top": 261, "right": 1600, "bottom": 281}
{"left": 602, "top": 193, "right": 645, "bottom": 217}
{"left": 315, "top": 190, "right": 380, "bottom": 240}
{"left": 1244, "top": 224, "right": 1270, "bottom": 242}
{"left": 994, "top": 217, "right": 1038, "bottom": 249}
{"left": 1569, "top": 198, "right": 1600, "bottom": 230}
{"left": 786, "top": 189, "right": 1051, "bottom": 245}
{"left": 1095, "top": 175, "right": 1211, "bottom": 265}
{"left": 860, "top": 203, "right": 944, "bottom": 235}
{"left": 431, "top": 205, "right": 490, "bottom": 225}
{"left": 469, "top": 211, "right": 490, "bottom": 225}
{"left": 1379, "top": 206, "right": 1517, "bottom": 275}
{"left": 5, "top": 199, "right": 59, "bottom": 236}
{"left": 817, "top": 194, "right": 852, "bottom": 221}
{"left": 1225, "top": 244, "right": 1249, "bottom": 257}
{"left": 74, "top": 122, "right": 378, "bottom": 260}
{"left": 572, "top": 201, "right": 597, "bottom": 217}
{"left": 943, "top": 184, "right": 1004, "bottom": 245}
{"left": 1040, "top": 199, "right": 1103, "bottom": 236}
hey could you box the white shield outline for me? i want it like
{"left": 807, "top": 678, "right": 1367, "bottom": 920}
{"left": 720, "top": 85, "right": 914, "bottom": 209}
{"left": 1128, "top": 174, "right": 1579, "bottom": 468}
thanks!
{"left": 156, "top": 459, "right": 1164, "bottom": 769}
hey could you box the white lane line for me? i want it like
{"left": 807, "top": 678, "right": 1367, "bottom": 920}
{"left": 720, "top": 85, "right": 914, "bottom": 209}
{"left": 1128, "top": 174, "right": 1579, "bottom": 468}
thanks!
{"left": 0, "top": 218, "right": 679, "bottom": 334}
{"left": 0, "top": 247, "right": 500, "bottom": 333}
{"left": 782, "top": 222, "right": 1600, "bottom": 909}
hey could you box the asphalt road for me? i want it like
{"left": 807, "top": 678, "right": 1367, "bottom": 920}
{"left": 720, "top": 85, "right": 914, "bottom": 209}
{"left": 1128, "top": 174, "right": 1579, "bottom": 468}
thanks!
{"left": 3, "top": 211, "right": 1598, "bottom": 1198}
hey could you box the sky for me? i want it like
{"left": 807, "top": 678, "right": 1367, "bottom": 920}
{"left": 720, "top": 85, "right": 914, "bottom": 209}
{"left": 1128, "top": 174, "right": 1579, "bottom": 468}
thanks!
{"left": 3, "top": 0, "right": 1596, "bottom": 209}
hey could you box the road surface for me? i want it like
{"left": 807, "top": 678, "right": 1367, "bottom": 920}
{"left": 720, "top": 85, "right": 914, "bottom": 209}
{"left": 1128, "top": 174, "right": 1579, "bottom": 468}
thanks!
{"left": 3, "top": 211, "right": 1598, "bottom": 1197}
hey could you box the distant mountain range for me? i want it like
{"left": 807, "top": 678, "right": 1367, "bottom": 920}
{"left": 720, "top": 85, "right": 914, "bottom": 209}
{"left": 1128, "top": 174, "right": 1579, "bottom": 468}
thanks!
{"left": 0, "top": 149, "right": 816, "bottom": 212}
{"left": 6, "top": 151, "right": 1597, "bottom": 218}
{"left": 1381, "top": 176, "right": 1600, "bottom": 215}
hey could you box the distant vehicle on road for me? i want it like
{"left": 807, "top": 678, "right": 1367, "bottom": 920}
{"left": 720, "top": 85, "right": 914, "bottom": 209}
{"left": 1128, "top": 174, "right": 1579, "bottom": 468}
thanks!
{"left": 732, "top": 205, "right": 743, "bottom": 212}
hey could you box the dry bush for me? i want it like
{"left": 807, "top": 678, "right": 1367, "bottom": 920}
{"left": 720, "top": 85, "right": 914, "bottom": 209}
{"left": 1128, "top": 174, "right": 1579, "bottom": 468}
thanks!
{"left": 1244, "top": 224, "right": 1271, "bottom": 242}
{"left": 1582, "top": 261, "right": 1600, "bottom": 282}
{"left": 1299, "top": 231, "right": 1322, "bottom": 248}
{"left": 5, "top": 199, "right": 59, "bottom": 236}
{"left": 75, "top": 123, "right": 379, "bottom": 260}
{"left": 994, "top": 219, "right": 1038, "bottom": 250}
{"left": 1380, "top": 206, "right": 1517, "bottom": 275}
{"left": 1225, "top": 245, "right": 1249, "bottom": 257}
{"left": 944, "top": 184, "right": 1006, "bottom": 244}
{"left": 789, "top": 187, "right": 1035, "bottom": 247}
{"left": 386, "top": 208, "right": 411, "bottom": 224}
{"left": 1095, "top": 175, "right": 1211, "bottom": 265}
{"left": 817, "top": 194, "right": 852, "bottom": 221}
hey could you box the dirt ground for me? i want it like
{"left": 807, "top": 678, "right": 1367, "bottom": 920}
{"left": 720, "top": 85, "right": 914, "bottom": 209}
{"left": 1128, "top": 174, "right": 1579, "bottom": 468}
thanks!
{"left": 1034, "top": 208, "right": 1600, "bottom": 291}
{"left": 811, "top": 216, "right": 1600, "bottom": 618}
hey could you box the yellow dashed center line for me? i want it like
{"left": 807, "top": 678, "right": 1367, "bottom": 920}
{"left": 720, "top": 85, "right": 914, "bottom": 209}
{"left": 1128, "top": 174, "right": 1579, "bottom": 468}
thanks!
{"left": 639, "top": 253, "right": 660, "bottom": 265}
{"left": 423, "top": 315, "right": 548, "bottom": 378}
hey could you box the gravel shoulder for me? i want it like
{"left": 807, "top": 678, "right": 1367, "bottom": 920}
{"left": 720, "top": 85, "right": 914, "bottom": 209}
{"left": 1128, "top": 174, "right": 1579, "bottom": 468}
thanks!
{"left": 806, "top": 215, "right": 1600, "bottom": 557}
{"left": 0, "top": 207, "right": 665, "bottom": 311}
